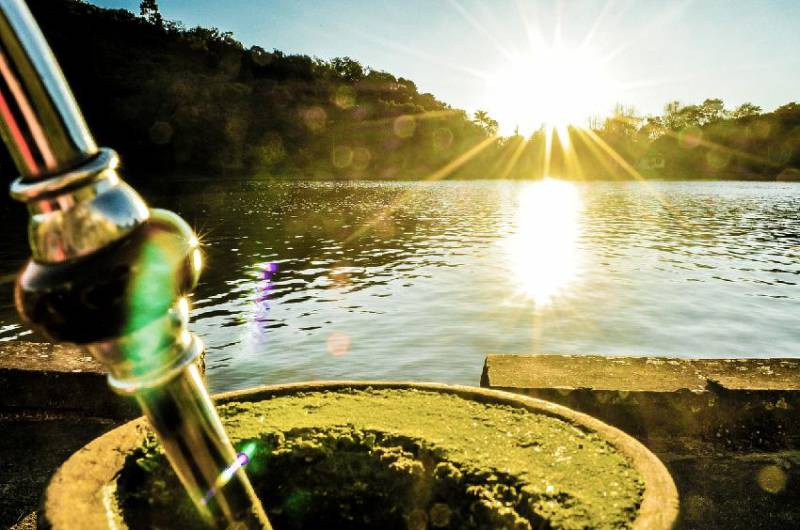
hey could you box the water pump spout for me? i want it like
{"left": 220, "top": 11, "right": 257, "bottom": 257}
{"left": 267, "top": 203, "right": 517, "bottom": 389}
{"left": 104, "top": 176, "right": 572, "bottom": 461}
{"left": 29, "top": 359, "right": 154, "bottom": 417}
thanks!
{"left": 0, "top": 1, "right": 270, "bottom": 527}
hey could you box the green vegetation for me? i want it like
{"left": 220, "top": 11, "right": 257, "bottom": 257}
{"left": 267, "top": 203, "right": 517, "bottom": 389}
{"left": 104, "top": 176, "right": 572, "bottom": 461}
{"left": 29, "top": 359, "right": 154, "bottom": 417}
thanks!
{"left": 17, "top": 0, "right": 496, "bottom": 181}
{"left": 5, "top": 0, "right": 798, "bottom": 181}
{"left": 565, "top": 99, "right": 800, "bottom": 180}
{"left": 119, "top": 388, "right": 643, "bottom": 529}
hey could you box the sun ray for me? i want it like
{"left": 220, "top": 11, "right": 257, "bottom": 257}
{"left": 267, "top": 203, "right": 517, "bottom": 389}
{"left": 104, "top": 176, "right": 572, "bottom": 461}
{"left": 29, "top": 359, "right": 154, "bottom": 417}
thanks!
{"left": 577, "top": 0, "right": 623, "bottom": 53}
{"left": 554, "top": 124, "right": 571, "bottom": 150}
{"left": 445, "top": 0, "right": 517, "bottom": 62}
{"left": 598, "top": 0, "right": 694, "bottom": 66}
{"left": 497, "top": 136, "right": 529, "bottom": 180}
{"left": 542, "top": 127, "right": 554, "bottom": 177}
{"left": 656, "top": 125, "right": 778, "bottom": 168}
{"left": 579, "top": 128, "right": 648, "bottom": 181}
{"left": 348, "top": 109, "right": 462, "bottom": 131}
{"left": 559, "top": 127, "right": 586, "bottom": 180}
{"left": 423, "top": 135, "right": 497, "bottom": 181}
{"left": 569, "top": 128, "right": 710, "bottom": 252}
{"left": 514, "top": 0, "right": 547, "bottom": 52}
{"left": 573, "top": 128, "right": 691, "bottom": 220}
{"left": 343, "top": 25, "right": 489, "bottom": 81}
{"left": 570, "top": 127, "right": 629, "bottom": 179}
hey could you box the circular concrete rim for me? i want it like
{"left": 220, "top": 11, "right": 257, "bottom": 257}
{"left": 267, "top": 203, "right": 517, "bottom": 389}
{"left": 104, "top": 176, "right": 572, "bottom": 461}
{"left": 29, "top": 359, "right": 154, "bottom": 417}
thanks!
{"left": 45, "top": 381, "right": 679, "bottom": 530}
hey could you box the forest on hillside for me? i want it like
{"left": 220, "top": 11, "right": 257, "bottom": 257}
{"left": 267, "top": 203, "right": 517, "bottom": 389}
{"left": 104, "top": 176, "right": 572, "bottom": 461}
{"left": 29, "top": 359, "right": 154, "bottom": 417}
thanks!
{"left": 2, "top": 0, "right": 798, "bottom": 182}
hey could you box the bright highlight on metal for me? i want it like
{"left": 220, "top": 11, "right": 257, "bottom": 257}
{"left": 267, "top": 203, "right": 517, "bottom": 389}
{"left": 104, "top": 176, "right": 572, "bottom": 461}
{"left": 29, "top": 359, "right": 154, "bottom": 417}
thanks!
{"left": 202, "top": 446, "right": 256, "bottom": 506}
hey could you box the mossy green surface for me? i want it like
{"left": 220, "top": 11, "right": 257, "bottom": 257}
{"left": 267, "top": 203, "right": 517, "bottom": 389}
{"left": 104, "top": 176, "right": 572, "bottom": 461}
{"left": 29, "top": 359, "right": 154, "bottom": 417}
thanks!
{"left": 118, "top": 388, "right": 643, "bottom": 529}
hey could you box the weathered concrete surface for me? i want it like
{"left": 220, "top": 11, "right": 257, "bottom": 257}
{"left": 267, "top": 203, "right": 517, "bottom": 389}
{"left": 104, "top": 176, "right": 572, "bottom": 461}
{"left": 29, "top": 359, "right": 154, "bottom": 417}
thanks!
{"left": 482, "top": 354, "right": 800, "bottom": 529}
{"left": 0, "top": 341, "right": 136, "bottom": 529}
{"left": 483, "top": 354, "right": 800, "bottom": 392}
{"left": 2, "top": 414, "right": 115, "bottom": 529}
{"left": 0, "top": 340, "right": 210, "bottom": 529}
{"left": 482, "top": 354, "right": 800, "bottom": 447}
{"left": 0, "top": 341, "right": 137, "bottom": 419}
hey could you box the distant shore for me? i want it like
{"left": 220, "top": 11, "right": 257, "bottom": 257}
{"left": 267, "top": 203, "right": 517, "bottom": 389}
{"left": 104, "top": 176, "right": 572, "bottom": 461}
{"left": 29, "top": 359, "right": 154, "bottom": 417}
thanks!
{"left": 1, "top": 1, "right": 794, "bottom": 186}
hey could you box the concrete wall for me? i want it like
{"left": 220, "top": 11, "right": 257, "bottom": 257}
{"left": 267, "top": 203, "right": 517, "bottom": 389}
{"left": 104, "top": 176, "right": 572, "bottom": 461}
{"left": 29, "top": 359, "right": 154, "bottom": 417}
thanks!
{"left": 482, "top": 354, "right": 800, "bottom": 529}
{"left": 4, "top": 342, "right": 799, "bottom": 529}
{"left": 1, "top": 342, "right": 136, "bottom": 529}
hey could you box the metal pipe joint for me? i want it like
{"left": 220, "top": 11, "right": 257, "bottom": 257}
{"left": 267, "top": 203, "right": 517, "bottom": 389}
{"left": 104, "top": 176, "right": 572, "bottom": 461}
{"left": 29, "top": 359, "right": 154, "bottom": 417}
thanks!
{"left": 2, "top": 0, "right": 270, "bottom": 527}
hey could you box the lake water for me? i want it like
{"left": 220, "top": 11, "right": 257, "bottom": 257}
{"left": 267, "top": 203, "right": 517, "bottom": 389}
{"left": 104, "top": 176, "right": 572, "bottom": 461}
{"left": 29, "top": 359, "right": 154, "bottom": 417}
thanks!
{"left": 1, "top": 180, "right": 799, "bottom": 392}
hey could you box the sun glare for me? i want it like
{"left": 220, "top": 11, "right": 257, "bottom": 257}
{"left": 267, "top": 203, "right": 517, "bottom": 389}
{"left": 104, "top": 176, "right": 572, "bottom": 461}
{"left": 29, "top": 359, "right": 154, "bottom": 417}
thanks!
{"left": 487, "top": 46, "right": 618, "bottom": 135}
{"left": 503, "top": 178, "right": 582, "bottom": 305}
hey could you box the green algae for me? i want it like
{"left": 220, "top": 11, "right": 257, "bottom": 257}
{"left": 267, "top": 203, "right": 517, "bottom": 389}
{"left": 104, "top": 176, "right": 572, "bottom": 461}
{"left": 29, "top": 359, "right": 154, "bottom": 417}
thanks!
{"left": 117, "top": 388, "right": 643, "bottom": 529}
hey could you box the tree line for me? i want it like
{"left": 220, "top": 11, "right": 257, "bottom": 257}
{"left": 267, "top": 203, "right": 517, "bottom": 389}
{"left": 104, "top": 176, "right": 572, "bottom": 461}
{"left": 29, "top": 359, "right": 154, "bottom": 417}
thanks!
{"left": 6, "top": 0, "right": 495, "bottom": 182}
{"left": 0, "top": 0, "right": 796, "bottom": 183}
{"left": 571, "top": 99, "right": 800, "bottom": 180}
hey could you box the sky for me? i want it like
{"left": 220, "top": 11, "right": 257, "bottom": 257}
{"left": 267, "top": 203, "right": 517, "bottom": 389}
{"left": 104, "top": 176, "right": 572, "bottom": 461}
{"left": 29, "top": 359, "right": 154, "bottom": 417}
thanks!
{"left": 91, "top": 0, "right": 800, "bottom": 134}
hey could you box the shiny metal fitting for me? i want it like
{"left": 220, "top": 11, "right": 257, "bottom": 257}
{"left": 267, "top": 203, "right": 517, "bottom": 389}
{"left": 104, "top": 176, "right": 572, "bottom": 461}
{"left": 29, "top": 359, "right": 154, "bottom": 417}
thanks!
{"left": 9, "top": 147, "right": 150, "bottom": 263}
{"left": 90, "top": 305, "right": 205, "bottom": 394}
{"left": 1, "top": 1, "right": 272, "bottom": 527}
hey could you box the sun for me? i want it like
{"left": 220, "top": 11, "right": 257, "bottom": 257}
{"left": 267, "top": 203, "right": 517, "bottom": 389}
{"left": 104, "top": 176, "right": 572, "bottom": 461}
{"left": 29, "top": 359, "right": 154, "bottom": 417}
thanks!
{"left": 486, "top": 45, "right": 618, "bottom": 136}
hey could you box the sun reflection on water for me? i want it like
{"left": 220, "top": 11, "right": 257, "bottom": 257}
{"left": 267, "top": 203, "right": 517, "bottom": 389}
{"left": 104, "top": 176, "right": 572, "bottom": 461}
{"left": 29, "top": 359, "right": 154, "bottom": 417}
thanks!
{"left": 504, "top": 178, "right": 582, "bottom": 305}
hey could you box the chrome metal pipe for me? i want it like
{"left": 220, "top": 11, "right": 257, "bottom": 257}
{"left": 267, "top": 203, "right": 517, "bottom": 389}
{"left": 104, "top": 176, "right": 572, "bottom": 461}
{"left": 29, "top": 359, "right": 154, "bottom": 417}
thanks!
{"left": 2, "top": 1, "right": 271, "bottom": 527}
{"left": 0, "top": 0, "right": 96, "bottom": 180}
{"left": 137, "top": 364, "right": 268, "bottom": 527}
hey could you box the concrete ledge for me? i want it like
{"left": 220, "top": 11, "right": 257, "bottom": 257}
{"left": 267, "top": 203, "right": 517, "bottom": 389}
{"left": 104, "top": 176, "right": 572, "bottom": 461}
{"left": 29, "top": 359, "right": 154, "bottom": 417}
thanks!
{"left": 0, "top": 341, "right": 137, "bottom": 420}
{"left": 482, "top": 354, "right": 800, "bottom": 391}
{"left": 0, "top": 341, "right": 138, "bottom": 528}
{"left": 482, "top": 354, "right": 800, "bottom": 450}
{"left": 1, "top": 341, "right": 211, "bottom": 528}
{"left": 482, "top": 354, "right": 800, "bottom": 529}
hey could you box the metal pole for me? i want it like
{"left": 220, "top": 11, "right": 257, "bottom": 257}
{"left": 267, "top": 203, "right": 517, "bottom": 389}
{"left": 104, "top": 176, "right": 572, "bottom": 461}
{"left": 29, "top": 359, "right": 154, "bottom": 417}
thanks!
{"left": 1, "top": 1, "right": 271, "bottom": 527}
{"left": 0, "top": 0, "right": 95, "bottom": 180}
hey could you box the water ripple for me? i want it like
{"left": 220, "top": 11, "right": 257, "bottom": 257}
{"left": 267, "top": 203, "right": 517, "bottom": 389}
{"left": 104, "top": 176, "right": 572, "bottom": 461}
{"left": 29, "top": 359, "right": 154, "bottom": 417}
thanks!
{"left": 1, "top": 180, "right": 799, "bottom": 390}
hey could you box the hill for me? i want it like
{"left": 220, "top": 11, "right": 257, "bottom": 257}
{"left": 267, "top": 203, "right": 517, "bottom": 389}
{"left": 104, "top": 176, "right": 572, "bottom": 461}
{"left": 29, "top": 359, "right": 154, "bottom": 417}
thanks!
{"left": 12, "top": 0, "right": 498, "bottom": 181}
{"left": 0, "top": 1, "right": 797, "bottom": 183}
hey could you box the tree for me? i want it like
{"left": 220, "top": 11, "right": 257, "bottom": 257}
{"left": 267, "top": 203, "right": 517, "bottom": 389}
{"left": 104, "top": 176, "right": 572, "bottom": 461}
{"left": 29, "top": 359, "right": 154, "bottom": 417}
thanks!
{"left": 730, "top": 102, "right": 761, "bottom": 120}
{"left": 662, "top": 101, "right": 684, "bottom": 130}
{"left": 472, "top": 109, "right": 498, "bottom": 135}
{"left": 639, "top": 116, "right": 665, "bottom": 142}
{"left": 602, "top": 103, "right": 640, "bottom": 140}
{"left": 139, "top": 0, "right": 163, "bottom": 27}
{"left": 586, "top": 115, "right": 603, "bottom": 130}
{"left": 663, "top": 101, "right": 705, "bottom": 130}
{"left": 330, "top": 57, "right": 364, "bottom": 82}
{"left": 698, "top": 98, "right": 726, "bottom": 125}
{"left": 775, "top": 102, "right": 800, "bottom": 116}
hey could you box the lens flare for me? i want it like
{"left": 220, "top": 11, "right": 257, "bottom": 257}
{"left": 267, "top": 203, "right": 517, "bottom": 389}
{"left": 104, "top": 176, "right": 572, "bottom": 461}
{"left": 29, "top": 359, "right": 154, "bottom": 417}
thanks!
{"left": 326, "top": 331, "right": 351, "bottom": 357}
{"left": 201, "top": 442, "right": 257, "bottom": 505}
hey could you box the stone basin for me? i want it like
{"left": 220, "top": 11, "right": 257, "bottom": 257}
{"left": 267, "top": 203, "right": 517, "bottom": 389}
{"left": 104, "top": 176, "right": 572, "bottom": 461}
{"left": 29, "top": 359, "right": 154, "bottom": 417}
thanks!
{"left": 43, "top": 382, "right": 679, "bottom": 529}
